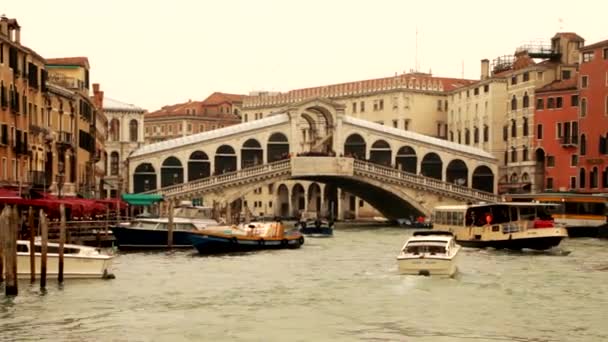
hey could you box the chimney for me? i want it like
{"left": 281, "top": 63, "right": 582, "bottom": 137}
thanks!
{"left": 481, "top": 59, "right": 489, "bottom": 80}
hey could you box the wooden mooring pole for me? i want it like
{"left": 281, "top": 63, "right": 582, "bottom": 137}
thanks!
{"left": 167, "top": 201, "right": 174, "bottom": 249}
{"left": 58, "top": 204, "right": 66, "bottom": 283}
{"left": 28, "top": 207, "right": 35, "bottom": 283}
{"left": 4, "top": 206, "right": 19, "bottom": 296}
{"left": 40, "top": 210, "right": 48, "bottom": 290}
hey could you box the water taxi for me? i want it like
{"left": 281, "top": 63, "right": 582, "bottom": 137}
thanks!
{"left": 396, "top": 231, "right": 460, "bottom": 276}
{"left": 432, "top": 202, "right": 568, "bottom": 250}
{"left": 187, "top": 221, "right": 304, "bottom": 254}
{"left": 16, "top": 240, "right": 114, "bottom": 279}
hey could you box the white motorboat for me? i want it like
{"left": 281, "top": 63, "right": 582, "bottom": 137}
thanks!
{"left": 396, "top": 231, "right": 461, "bottom": 277}
{"left": 16, "top": 240, "right": 114, "bottom": 279}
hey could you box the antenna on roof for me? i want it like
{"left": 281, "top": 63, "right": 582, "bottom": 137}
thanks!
{"left": 415, "top": 26, "right": 419, "bottom": 72}
{"left": 461, "top": 59, "right": 464, "bottom": 79}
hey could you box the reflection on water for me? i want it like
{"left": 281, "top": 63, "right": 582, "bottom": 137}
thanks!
{"left": 1, "top": 227, "right": 607, "bottom": 342}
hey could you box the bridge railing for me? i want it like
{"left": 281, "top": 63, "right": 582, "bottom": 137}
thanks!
{"left": 143, "top": 159, "right": 292, "bottom": 197}
{"left": 353, "top": 159, "right": 501, "bottom": 202}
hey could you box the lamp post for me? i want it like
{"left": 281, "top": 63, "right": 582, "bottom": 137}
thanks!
{"left": 56, "top": 161, "right": 65, "bottom": 199}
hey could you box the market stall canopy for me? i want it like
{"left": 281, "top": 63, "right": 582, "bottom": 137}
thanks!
{"left": 121, "top": 194, "right": 164, "bottom": 206}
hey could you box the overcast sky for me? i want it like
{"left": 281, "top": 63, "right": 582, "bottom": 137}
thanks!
{"left": 3, "top": 0, "right": 607, "bottom": 112}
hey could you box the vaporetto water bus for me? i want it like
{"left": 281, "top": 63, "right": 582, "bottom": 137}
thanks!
{"left": 431, "top": 202, "right": 568, "bottom": 250}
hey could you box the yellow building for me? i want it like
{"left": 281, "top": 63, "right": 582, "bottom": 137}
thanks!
{"left": 45, "top": 57, "right": 100, "bottom": 197}
{"left": 0, "top": 16, "right": 46, "bottom": 190}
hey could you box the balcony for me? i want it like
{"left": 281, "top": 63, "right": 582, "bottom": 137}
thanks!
{"left": 57, "top": 131, "right": 74, "bottom": 148}
{"left": 29, "top": 123, "right": 50, "bottom": 136}
{"left": 561, "top": 135, "right": 578, "bottom": 147}
{"left": 29, "top": 170, "right": 52, "bottom": 189}
{"left": 48, "top": 74, "right": 84, "bottom": 90}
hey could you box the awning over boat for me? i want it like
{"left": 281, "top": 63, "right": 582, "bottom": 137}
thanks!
{"left": 121, "top": 193, "right": 164, "bottom": 206}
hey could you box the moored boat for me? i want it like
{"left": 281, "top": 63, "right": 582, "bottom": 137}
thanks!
{"left": 396, "top": 231, "right": 461, "bottom": 276}
{"left": 188, "top": 221, "right": 304, "bottom": 254}
{"left": 297, "top": 212, "right": 334, "bottom": 238}
{"left": 112, "top": 204, "right": 219, "bottom": 250}
{"left": 16, "top": 240, "right": 113, "bottom": 279}
{"left": 432, "top": 202, "right": 568, "bottom": 250}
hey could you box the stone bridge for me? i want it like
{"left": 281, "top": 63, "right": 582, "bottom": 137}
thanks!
{"left": 128, "top": 98, "right": 499, "bottom": 219}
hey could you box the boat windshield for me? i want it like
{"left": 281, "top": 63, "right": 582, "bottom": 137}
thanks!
{"left": 464, "top": 204, "right": 554, "bottom": 226}
{"left": 405, "top": 241, "right": 447, "bottom": 255}
{"left": 405, "top": 244, "right": 446, "bottom": 255}
{"left": 131, "top": 221, "right": 159, "bottom": 230}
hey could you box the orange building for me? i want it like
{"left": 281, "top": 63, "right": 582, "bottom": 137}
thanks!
{"left": 144, "top": 92, "right": 243, "bottom": 143}
{"left": 0, "top": 16, "right": 46, "bottom": 190}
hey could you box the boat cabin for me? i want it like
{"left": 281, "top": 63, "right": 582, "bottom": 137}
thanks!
{"left": 433, "top": 203, "right": 555, "bottom": 228}
{"left": 402, "top": 232, "right": 456, "bottom": 256}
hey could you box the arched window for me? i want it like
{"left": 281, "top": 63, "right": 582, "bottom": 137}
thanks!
{"left": 590, "top": 167, "right": 599, "bottom": 188}
{"left": 523, "top": 117, "right": 529, "bottom": 136}
{"left": 580, "top": 98, "right": 587, "bottom": 117}
{"left": 522, "top": 146, "right": 529, "bottom": 161}
{"left": 511, "top": 95, "right": 517, "bottom": 111}
{"left": 110, "top": 151, "right": 119, "bottom": 176}
{"left": 129, "top": 119, "right": 138, "bottom": 142}
{"left": 511, "top": 146, "right": 517, "bottom": 162}
{"left": 580, "top": 168, "right": 586, "bottom": 188}
{"left": 483, "top": 125, "right": 489, "bottom": 142}
{"left": 523, "top": 92, "right": 529, "bottom": 108}
{"left": 474, "top": 126, "right": 479, "bottom": 143}
{"left": 580, "top": 134, "right": 587, "bottom": 155}
{"left": 511, "top": 119, "right": 517, "bottom": 138}
{"left": 465, "top": 129, "right": 470, "bottom": 145}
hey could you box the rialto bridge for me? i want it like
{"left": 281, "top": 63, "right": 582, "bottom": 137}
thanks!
{"left": 128, "top": 98, "right": 500, "bottom": 220}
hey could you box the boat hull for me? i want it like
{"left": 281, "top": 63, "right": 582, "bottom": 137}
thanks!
{"left": 112, "top": 226, "right": 195, "bottom": 250}
{"left": 456, "top": 236, "right": 564, "bottom": 250}
{"left": 397, "top": 255, "right": 458, "bottom": 276}
{"left": 299, "top": 227, "right": 333, "bottom": 237}
{"left": 188, "top": 233, "right": 304, "bottom": 254}
{"left": 16, "top": 253, "right": 113, "bottom": 279}
{"left": 566, "top": 224, "right": 608, "bottom": 238}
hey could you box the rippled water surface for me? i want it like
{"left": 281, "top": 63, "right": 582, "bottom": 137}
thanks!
{"left": 1, "top": 225, "right": 608, "bottom": 342}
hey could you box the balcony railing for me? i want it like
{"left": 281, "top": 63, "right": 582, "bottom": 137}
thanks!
{"left": 57, "top": 131, "right": 74, "bottom": 146}
{"left": 29, "top": 170, "right": 52, "bottom": 189}
{"left": 561, "top": 135, "right": 578, "bottom": 147}
{"left": 29, "top": 123, "right": 50, "bottom": 136}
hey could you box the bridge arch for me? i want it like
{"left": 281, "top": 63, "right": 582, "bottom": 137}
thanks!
{"left": 472, "top": 165, "right": 494, "bottom": 193}
{"left": 307, "top": 182, "right": 322, "bottom": 213}
{"left": 446, "top": 159, "right": 468, "bottom": 186}
{"left": 291, "top": 183, "right": 306, "bottom": 217}
{"left": 395, "top": 146, "right": 417, "bottom": 174}
{"left": 277, "top": 184, "right": 290, "bottom": 217}
{"left": 369, "top": 139, "right": 392, "bottom": 166}
{"left": 161, "top": 157, "right": 183, "bottom": 187}
{"left": 188, "top": 151, "right": 210, "bottom": 182}
{"left": 344, "top": 134, "right": 366, "bottom": 159}
{"left": 215, "top": 145, "right": 237, "bottom": 175}
{"left": 267, "top": 132, "right": 290, "bottom": 162}
{"left": 133, "top": 163, "right": 157, "bottom": 193}
{"left": 241, "top": 138, "right": 263, "bottom": 169}
{"left": 420, "top": 152, "right": 443, "bottom": 180}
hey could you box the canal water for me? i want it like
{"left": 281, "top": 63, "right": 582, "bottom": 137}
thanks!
{"left": 1, "top": 225, "right": 607, "bottom": 342}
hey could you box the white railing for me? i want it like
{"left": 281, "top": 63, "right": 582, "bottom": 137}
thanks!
{"left": 352, "top": 159, "right": 501, "bottom": 202}
{"left": 144, "top": 159, "right": 291, "bottom": 198}
{"left": 145, "top": 157, "right": 500, "bottom": 203}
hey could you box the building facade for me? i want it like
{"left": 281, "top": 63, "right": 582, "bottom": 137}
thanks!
{"left": 534, "top": 78, "right": 579, "bottom": 191}
{"left": 0, "top": 16, "right": 46, "bottom": 190}
{"left": 144, "top": 92, "right": 242, "bottom": 144}
{"left": 103, "top": 97, "right": 146, "bottom": 199}
{"left": 577, "top": 39, "right": 608, "bottom": 191}
{"left": 239, "top": 73, "right": 476, "bottom": 219}
{"left": 45, "top": 57, "right": 101, "bottom": 197}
